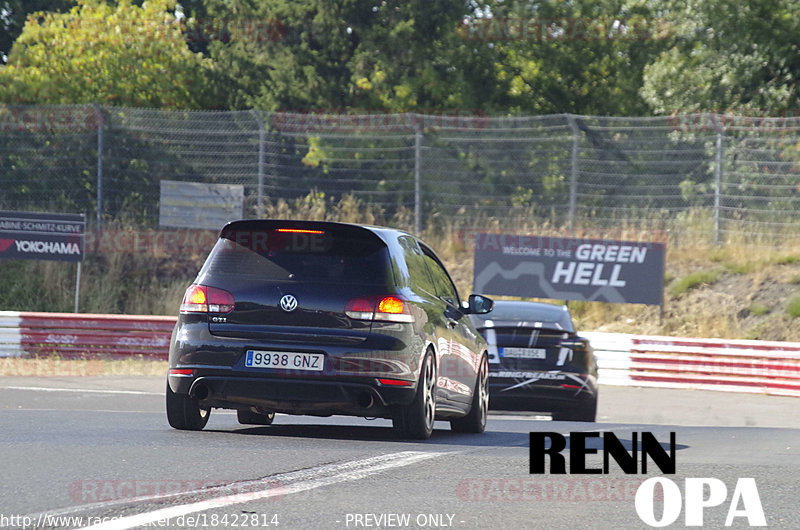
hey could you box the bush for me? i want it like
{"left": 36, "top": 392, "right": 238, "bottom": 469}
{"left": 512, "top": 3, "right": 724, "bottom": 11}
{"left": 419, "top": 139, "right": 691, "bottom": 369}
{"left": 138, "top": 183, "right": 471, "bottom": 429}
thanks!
{"left": 774, "top": 255, "right": 799, "bottom": 265}
{"left": 668, "top": 270, "right": 722, "bottom": 298}
{"left": 786, "top": 296, "right": 800, "bottom": 318}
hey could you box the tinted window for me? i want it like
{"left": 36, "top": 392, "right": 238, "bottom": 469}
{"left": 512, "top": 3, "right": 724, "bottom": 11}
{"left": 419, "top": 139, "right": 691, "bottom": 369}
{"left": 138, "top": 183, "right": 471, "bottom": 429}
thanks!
{"left": 398, "top": 236, "right": 436, "bottom": 295}
{"left": 422, "top": 250, "right": 459, "bottom": 306}
{"left": 472, "top": 302, "right": 574, "bottom": 332}
{"left": 199, "top": 227, "right": 391, "bottom": 285}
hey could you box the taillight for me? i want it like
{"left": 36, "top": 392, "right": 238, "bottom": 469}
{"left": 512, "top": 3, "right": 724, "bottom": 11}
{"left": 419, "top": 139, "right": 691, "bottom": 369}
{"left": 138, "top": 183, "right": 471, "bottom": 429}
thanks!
{"left": 180, "top": 284, "right": 235, "bottom": 314}
{"left": 207, "top": 286, "right": 235, "bottom": 313}
{"left": 378, "top": 378, "right": 414, "bottom": 387}
{"left": 378, "top": 296, "right": 404, "bottom": 314}
{"left": 345, "top": 295, "right": 414, "bottom": 323}
{"left": 344, "top": 297, "right": 374, "bottom": 320}
{"left": 374, "top": 295, "right": 413, "bottom": 322}
{"left": 561, "top": 339, "right": 589, "bottom": 352}
{"left": 275, "top": 228, "right": 325, "bottom": 234}
{"left": 180, "top": 285, "right": 208, "bottom": 313}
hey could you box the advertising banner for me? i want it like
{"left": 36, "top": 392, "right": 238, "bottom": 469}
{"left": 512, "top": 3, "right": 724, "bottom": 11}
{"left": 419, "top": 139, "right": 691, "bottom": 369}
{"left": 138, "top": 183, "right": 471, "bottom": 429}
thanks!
{"left": 0, "top": 211, "right": 85, "bottom": 263}
{"left": 473, "top": 233, "right": 665, "bottom": 305}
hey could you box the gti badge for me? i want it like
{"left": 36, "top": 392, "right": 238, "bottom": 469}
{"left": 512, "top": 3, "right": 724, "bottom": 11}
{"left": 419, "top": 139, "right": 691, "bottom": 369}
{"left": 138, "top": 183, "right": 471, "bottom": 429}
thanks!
{"left": 280, "top": 294, "right": 298, "bottom": 312}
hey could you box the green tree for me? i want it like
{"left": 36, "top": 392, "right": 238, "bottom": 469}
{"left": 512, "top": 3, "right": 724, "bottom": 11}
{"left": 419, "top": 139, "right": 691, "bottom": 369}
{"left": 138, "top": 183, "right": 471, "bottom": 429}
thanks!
{"left": 0, "top": 1, "right": 76, "bottom": 63}
{"left": 343, "top": 0, "right": 502, "bottom": 112}
{"left": 174, "top": 0, "right": 212, "bottom": 55}
{"left": 0, "top": 0, "right": 217, "bottom": 108}
{"left": 202, "top": 0, "right": 501, "bottom": 111}
{"left": 195, "top": 0, "right": 507, "bottom": 220}
{"left": 641, "top": 0, "right": 800, "bottom": 114}
{"left": 486, "top": 0, "right": 670, "bottom": 115}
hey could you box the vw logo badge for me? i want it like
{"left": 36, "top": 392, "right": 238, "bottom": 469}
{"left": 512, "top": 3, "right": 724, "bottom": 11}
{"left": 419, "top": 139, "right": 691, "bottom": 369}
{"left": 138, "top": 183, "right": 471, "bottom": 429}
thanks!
{"left": 280, "top": 294, "right": 298, "bottom": 312}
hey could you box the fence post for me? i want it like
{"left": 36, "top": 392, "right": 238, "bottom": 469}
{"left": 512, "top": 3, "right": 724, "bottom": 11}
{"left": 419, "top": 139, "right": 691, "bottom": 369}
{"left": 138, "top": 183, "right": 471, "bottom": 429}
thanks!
{"left": 567, "top": 114, "right": 580, "bottom": 229}
{"left": 710, "top": 113, "right": 724, "bottom": 245}
{"left": 94, "top": 104, "right": 104, "bottom": 230}
{"left": 414, "top": 123, "right": 422, "bottom": 234}
{"left": 252, "top": 110, "right": 265, "bottom": 218}
{"left": 74, "top": 262, "right": 81, "bottom": 313}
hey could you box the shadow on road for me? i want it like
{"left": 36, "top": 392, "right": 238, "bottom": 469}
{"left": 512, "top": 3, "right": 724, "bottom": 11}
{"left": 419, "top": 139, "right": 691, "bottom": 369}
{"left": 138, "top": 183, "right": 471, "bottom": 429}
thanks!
{"left": 204, "top": 422, "right": 688, "bottom": 453}
{"left": 204, "top": 423, "right": 532, "bottom": 448}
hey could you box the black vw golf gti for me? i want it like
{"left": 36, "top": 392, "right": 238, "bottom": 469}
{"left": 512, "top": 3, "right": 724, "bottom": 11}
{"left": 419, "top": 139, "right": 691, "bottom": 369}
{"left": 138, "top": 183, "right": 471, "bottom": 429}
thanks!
{"left": 167, "top": 220, "right": 493, "bottom": 439}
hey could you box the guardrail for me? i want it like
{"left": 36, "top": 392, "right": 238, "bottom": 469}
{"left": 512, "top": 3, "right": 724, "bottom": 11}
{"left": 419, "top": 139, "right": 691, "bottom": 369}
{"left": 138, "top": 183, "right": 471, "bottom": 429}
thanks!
{"left": 0, "top": 311, "right": 176, "bottom": 360}
{"left": 1, "top": 313, "right": 799, "bottom": 398}
{"left": 584, "top": 332, "right": 800, "bottom": 398}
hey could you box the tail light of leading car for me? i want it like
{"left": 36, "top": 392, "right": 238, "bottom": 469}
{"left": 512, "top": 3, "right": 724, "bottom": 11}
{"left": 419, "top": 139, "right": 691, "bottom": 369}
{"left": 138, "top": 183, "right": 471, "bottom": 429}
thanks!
{"left": 180, "top": 284, "right": 235, "bottom": 314}
{"left": 560, "top": 338, "right": 590, "bottom": 353}
{"left": 344, "top": 295, "right": 415, "bottom": 323}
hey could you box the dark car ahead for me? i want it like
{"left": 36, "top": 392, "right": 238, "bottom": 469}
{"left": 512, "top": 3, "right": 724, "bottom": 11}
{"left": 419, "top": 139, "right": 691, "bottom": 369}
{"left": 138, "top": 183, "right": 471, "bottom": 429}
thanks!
{"left": 166, "top": 220, "right": 493, "bottom": 439}
{"left": 468, "top": 300, "right": 598, "bottom": 421}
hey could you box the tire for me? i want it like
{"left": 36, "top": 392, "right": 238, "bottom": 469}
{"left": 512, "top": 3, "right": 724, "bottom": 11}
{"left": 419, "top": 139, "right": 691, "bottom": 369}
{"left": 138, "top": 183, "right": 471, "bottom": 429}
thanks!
{"left": 166, "top": 382, "right": 210, "bottom": 431}
{"left": 553, "top": 396, "right": 597, "bottom": 422}
{"left": 237, "top": 408, "right": 275, "bottom": 426}
{"left": 450, "top": 354, "right": 489, "bottom": 433}
{"left": 393, "top": 350, "right": 436, "bottom": 440}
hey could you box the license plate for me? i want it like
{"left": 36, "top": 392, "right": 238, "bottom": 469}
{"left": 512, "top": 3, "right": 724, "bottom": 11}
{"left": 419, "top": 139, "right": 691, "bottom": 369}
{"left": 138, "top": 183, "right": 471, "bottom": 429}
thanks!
{"left": 245, "top": 350, "right": 324, "bottom": 371}
{"left": 500, "top": 347, "right": 547, "bottom": 359}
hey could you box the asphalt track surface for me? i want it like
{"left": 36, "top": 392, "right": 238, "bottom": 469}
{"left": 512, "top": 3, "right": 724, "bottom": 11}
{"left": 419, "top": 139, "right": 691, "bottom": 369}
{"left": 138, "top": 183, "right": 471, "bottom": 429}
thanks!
{"left": 1, "top": 376, "right": 798, "bottom": 529}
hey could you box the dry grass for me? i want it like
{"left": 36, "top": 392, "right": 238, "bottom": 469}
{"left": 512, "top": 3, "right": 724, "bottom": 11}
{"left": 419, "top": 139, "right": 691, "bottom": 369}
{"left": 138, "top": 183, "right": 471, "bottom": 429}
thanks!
{"left": 3, "top": 195, "right": 800, "bottom": 341}
{"left": 0, "top": 357, "right": 165, "bottom": 377}
{"left": 6, "top": 197, "right": 800, "bottom": 381}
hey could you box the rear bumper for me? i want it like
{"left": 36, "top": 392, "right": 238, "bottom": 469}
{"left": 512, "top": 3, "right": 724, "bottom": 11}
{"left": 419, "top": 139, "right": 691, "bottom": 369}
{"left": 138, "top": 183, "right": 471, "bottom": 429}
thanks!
{"left": 168, "top": 318, "right": 427, "bottom": 418}
{"left": 168, "top": 372, "right": 417, "bottom": 418}
{"left": 488, "top": 373, "right": 598, "bottom": 413}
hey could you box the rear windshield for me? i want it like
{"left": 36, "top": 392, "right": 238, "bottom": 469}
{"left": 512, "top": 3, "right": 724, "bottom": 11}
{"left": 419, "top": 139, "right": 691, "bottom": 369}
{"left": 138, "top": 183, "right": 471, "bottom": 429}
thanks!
{"left": 198, "top": 226, "right": 391, "bottom": 285}
{"left": 472, "top": 303, "right": 574, "bottom": 332}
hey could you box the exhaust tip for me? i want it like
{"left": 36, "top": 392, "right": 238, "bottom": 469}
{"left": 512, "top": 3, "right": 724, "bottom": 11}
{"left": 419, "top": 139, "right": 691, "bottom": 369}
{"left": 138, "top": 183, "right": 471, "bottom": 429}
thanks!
{"left": 357, "top": 392, "right": 374, "bottom": 409}
{"left": 192, "top": 383, "right": 210, "bottom": 401}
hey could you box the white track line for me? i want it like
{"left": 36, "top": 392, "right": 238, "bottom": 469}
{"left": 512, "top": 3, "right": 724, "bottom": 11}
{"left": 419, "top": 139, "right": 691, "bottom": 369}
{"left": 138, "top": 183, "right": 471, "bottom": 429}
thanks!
{"left": 76, "top": 451, "right": 442, "bottom": 530}
{"left": 27, "top": 449, "right": 422, "bottom": 520}
{"left": 0, "top": 385, "right": 160, "bottom": 396}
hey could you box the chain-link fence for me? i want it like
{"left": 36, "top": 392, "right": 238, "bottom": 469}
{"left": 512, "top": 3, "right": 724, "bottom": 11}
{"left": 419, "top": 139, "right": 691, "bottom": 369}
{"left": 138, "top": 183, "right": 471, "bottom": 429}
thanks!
{"left": 3, "top": 105, "right": 800, "bottom": 243}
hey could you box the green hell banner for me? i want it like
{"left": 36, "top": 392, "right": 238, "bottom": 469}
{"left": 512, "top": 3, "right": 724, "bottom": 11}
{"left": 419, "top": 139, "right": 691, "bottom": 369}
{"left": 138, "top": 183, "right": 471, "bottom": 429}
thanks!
{"left": 473, "top": 233, "right": 665, "bottom": 305}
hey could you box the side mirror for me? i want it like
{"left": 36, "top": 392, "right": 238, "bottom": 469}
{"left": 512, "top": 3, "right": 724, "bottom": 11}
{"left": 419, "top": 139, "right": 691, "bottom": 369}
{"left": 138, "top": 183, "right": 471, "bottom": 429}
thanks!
{"left": 467, "top": 294, "right": 494, "bottom": 314}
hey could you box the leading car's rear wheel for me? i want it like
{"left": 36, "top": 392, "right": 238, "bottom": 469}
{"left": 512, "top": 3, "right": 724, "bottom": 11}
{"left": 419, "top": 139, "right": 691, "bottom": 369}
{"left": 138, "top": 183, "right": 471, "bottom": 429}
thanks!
{"left": 166, "top": 382, "right": 210, "bottom": 431}
{"left": 237, "top": 408, "right": 275, "bottom": 425}
{"left": 450, "top": 354, "right": 489, "bottom": 433}
{"left": 393, "top": 350, "right": 436, "bottom": 440}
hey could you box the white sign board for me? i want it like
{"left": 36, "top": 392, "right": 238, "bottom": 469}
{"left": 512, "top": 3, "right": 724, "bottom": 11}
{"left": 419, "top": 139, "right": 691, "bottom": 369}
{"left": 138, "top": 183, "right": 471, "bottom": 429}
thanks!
{"left": 159, "top": 180, "right": 244, "bottom": 230}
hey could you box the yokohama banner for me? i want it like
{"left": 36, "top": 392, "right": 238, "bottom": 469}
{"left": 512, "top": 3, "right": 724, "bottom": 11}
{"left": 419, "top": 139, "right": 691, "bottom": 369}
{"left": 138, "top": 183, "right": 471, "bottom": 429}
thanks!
{"left": 473, "top": 233, "right": 665, "bottom": 305}
{"left": 0, "top": 211, "right": 85, "bottom": 262}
